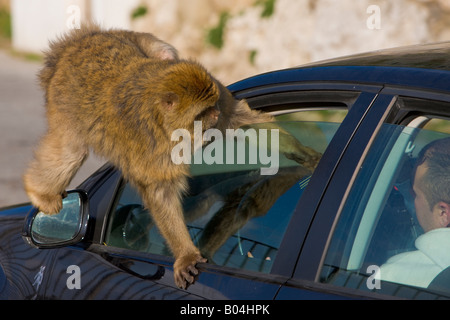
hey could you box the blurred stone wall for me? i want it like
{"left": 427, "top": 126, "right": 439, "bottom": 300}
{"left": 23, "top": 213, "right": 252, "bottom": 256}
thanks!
{"left": 131, "top": 0, "right": 450, "bottom": 84}
{"left": 8, "top": 0, "right": 450, "bottom": 84}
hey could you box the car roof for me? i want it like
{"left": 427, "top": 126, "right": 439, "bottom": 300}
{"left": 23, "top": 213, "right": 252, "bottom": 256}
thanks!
{"left": 301, "top": 42, "right": 450, "bottom": 72}
{"left": 229, "top": 42, "right": 450, "bottom": 95}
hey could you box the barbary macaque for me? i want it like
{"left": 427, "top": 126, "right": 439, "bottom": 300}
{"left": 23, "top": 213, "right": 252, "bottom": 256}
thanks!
{"left": 23, "top": 25, "right": 320, "bottom": 289}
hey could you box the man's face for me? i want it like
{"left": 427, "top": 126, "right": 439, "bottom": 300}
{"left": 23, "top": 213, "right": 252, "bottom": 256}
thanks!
{"left": 413, "top": 163, "right": 448, "bottom": 232}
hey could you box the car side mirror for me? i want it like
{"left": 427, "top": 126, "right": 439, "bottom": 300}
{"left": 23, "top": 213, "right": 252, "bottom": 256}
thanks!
{"left": 22, "top": 190, "right": 89, "bottom": 248}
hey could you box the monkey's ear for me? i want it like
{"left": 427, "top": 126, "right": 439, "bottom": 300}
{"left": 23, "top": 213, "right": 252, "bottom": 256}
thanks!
{"left": 162, "top": 92, "right": 179, "bottom": 110}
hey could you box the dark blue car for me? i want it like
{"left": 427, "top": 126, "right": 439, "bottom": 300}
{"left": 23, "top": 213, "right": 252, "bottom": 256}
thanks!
{"left": 2, "top": 43, "right": 450, "bottom": 300}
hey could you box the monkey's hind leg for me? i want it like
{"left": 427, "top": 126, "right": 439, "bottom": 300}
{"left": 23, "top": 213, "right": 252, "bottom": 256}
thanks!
{"left": 23, "top": 128, "right": 88, "bottom": 215}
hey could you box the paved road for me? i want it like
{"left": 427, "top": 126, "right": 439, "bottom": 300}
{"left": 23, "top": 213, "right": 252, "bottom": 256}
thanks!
{"left": 0, "top": 50, "right": 104, "bottom": 208}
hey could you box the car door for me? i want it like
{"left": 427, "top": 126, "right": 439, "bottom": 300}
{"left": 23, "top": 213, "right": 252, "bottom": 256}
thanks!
{"left": 28, "top": 86, "right": 381, "bottom": 299}
{"left": 93, "top": 87, "right": 379, "bottom": 299}
{"left": 284, "top": 88, "right": 450, "bottom": 299}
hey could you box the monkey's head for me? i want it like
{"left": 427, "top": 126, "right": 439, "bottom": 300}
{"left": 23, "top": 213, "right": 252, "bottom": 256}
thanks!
{"left": 156, "top": 61, "right": 221, "bottom": 136}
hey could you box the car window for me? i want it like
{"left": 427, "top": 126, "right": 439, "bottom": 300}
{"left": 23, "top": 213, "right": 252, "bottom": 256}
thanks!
{"left": 275, "top": 110, "right": 347, "bottom": 123}
{"left": 423, "top": 118, "right": 450, "bottom": 134}
{"left": 320, "top": 111, "right": 450, "bottom": 299}
{"left": 104, "top": 109, "right": 346, "bottom": 274}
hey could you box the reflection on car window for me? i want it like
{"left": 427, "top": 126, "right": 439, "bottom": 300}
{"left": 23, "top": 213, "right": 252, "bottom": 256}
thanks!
{"left": 320, "top": 119, "right": 450, "bottom": 299}
{"left": 275, "top": 109, "right": 347, "bottom": 123}
{"left": 104, "top": 115, "right": 343, "bottom": 274}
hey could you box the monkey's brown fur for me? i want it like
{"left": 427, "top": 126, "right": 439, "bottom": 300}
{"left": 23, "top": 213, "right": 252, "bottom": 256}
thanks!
{"left": 24, "top": 25, "right": 320, "bottom": 289}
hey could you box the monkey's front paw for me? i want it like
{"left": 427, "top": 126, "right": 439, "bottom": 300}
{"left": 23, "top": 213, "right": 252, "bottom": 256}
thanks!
{"left": 286, "top": 147, "right": 322, "bottom": 171}
{"left": 173, "top": 253, "right": 207, "bottom": 289}
{"left": 28, "top": 192, "right": 66, "bottom": 215}
{"left": 279, "top": 133, "right": 322, "bottom": 170}
{"left": 284, "top": 142, "right": 322, "bottom": 171}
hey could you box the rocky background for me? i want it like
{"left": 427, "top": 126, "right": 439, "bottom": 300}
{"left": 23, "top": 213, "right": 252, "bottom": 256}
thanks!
{"left": 2, "top": 0, "right": 450, "bottom": 84}
{"left": 0, "top": 0, "right": 450, "bottom": 207}
{"left": 129, "top": 0, "right": 450, "bottom": 84}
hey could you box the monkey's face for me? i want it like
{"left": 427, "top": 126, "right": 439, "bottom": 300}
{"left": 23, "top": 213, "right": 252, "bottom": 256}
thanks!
{"left": 156, "top": 61, "right": 221, "bottom": 134}
{"left": 159, "top": 91, "right": 220, "bottom": 135}
{"left": 195, "top": 105, "right": 221, "bottom": 131}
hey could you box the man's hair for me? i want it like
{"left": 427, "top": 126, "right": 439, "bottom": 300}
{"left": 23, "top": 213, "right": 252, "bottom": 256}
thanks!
{"left": 416, "top": 137, "right": 450, "bottom": 210}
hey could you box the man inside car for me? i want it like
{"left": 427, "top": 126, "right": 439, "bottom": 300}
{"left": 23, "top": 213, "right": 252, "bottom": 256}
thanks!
{"left": 378, "top": 137, "right": 450, "bottom": 288}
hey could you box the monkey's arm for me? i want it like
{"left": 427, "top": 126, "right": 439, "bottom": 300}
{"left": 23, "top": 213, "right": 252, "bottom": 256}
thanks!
{"left": 134, "top": 178, "right": 206, "bottom": 289}
{"left": 183, "top": 172, "right": 263, "bottom": 223}
{"left": 229, "top": 101, "right": 322, "bottom": 171}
